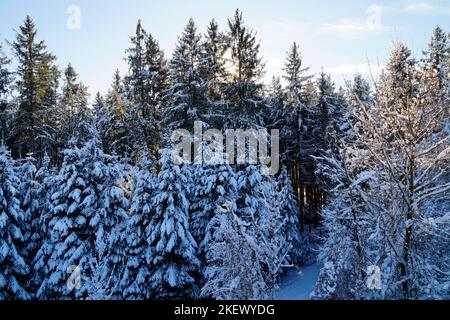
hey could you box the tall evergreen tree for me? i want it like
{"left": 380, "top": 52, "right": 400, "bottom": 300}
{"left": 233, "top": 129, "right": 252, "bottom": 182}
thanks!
{"left": 283, "top": 42, "right": 312, "bottom": 105}
{"left": 147, "top": 150, "right": 200, "bottom": 299}
{"left": 104, "top": 70, "right": 133, "bottom": 158}
{"left": 200, "top": 19, "right": 228, "bottom": 127}
{"left": 224, "top": 9, "right": 265, "bottom": 128}
{"left": 190, "top": 163, "right": 238, "bottom": 265}
{"left": 92, "top": 92, "right": 109, "bottom": 147}
{"left": 0, "top": 145, "right": 30, "bottom": 299}
{"left": 9, "top": 16, "right": 58, "bottom": 160}
{"left": 120, "top": 153, "right": 155, "bottom": 299}
{"left": 39, "top": 136, "right": 129, "bottom": 299}
{"left": 0, "top": 45, "right": 13, "bottom": 142}
{"left": 162, "top": 18, "right": 205, "bottom": 138}
{"left": 126, "top": 20, "right": 168, "bottom": 156}
{"left": 277, "top": 166, "right": 303, "bottom": 265}
{"left": 59, "top": 64, "right": 91, "bottom": 149}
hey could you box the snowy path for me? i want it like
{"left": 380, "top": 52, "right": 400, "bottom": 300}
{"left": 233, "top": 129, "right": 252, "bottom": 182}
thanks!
{"left": 275, "top": 263, "right": 321, "bottom": 300}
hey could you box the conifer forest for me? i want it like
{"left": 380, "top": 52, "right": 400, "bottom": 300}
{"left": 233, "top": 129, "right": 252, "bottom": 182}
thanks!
{"left": 0, "top": 3, "right": 448, "bottom": 301}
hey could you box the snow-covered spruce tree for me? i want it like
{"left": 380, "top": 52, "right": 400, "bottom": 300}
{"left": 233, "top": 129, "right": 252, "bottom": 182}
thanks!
{"left": 84, "top": 237, "right": 117, "bottom": 300}
{"left": 314, "top": 71, "right": 342, "bottom": 152}
{"left": 9, "top": 16, "right": 59, "bottom": 161}
{"left": 39, "top": 135, "right": 129, "bottom": 299}
{"left": 283, "top": 42, "right": 313, "bottom": 106}
{"left": 348, "top": 74, "right": 373, "bottom": 110}
{"left": 0, "top": 145, "right": 30, "bottom": 299}
{"left": 421, "top": 26, "right": 449, "bottom": 136}
{"left": 162, "top": 18, "right": 206, "bottom": 138}
{"left": 29, "top": 153, "right": 55, "bottom": 296}
{"left": 201, "top": 201, "right": 268, "bottom": 300}
{"left": 126, "top": 20, "right": 169, "bottom": 156}
{"left": 104, "top": 70, "right": 133, "bottom": 158}
{"left": 190, "top": 162, "right": 238, "bottom": 267}
{"left": 276, "top": 166, "right": 304, "bottom": 266}
{"left": 91, "top": 153, "right": 130, "bottom": 299}
{"left": 224, "top": 9, "right": 265, "bottom": 128}
{"left": 15, "top": 156, "right": 45, "bottom": 295}
{"left": 235, "top": 165, "right": 286, "bottom": 297}
{"left": 147, "top": 149, "right": 200, "bottom": 299}
{"left": 120, "top": 153, "right": 156, "bottom": 300}
{"left": 0, "top": 44, "right": 12, "bottom": 142}
{"left": 311, "top": 146, "right": 379, "bottom": 300}
{"left": 58, "top": 64, "right": 91, "bottom": 149}
{"left": 199, "top": 19, "right": 228, "bottom": 127}
{"left": 422, "top": 26, "right": 449, "bottom": 92}
{"left": 91, "top": 92, "right": 110, "bottom": 149}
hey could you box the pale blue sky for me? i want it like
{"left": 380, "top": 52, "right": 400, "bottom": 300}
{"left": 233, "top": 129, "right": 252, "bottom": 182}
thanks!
{"left": 1, "top": 0, "right": 449, "bottom": 97}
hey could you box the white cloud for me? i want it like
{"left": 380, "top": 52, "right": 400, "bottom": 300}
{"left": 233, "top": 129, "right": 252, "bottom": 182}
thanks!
{"left": 404, "top": 2, "right": 437, "bottom": 13}
{"left": 382, "top": 1, "right": 450, "bottom": 15}
{"left": 318, "top": 19, "right": 389, "bottom": 40}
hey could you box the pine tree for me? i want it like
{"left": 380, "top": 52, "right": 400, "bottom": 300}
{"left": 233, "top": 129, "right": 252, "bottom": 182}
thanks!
{"left": 92, "top": 92, "right": 109, "bottom": 147}
{"left": 59, "top": 64, "right": 91, "bottom": 148}
{"left": 224, "top": 9, "right": 265, "bottom": 128}
{"left": 126, "top": 20, "right": 168, "bottom": 155}
{"left": 267, "top": 76, "right": 296, "bottom": 164}
{"left": 15, "top": 156, "right": 43, "bottom": 295}
{"left": 84, "top": 236, "right": 117, "bottom": 300}
{"left": 190, "top": 163, "right": 238, "bottom": 264}
{"left": 120, "top": 153, "right": 155, "bottom": 299}
{"left": 421, "top": 27, "right": 449, "bottom": 133}
{"left": 0, "top": 45, "right": 13, "bottom": 142}
{"left": 9, "top": 16, "right": 58, "bottom": 160}
{"left": 422, "top": 26, "right": 449, "bottom": 90}
{"left": 200, "top": 19, "right": 227, "bottom": 127}
{"left": 201, "top": 201, "right": 268, "bottom": 300}
{"left": 29, "top": 153, "right": 55, "bottom": 296}
{"left": 39, "top": 135, "right": 129, "bottom": 299}
{"left": 147, "top": 149, "right": 200, "bottom": 299}
{"left": 104, "top": 70, "right": 133, "bottom": 157}
{"left": 0, "top": 145, "right": 30, "bottom": 299}
{"left": 235, "top": 165, "right": 286, "bottom": 296}
{"left": 277, "top": 166, "right": 303, "bottom": 265}
{"left": 283, "top": 42, "right": 313, "bottom": 105}
{"left": 36, "top": 53, "right": 60, "bottom": 164}
{"left": 162, "top": 18, "right": 205, "bottom": 138}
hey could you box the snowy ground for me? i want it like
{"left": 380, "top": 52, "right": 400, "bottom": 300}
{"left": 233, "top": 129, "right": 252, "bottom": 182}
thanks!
{"left": 275, "top": 263, "right": 321, "bottom": 300}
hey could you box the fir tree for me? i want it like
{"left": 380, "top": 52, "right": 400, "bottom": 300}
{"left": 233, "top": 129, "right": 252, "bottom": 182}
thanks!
{"left": 162, "top": 18, "right": 205, "bottom": 137}
{"left": 0, "top": 145, "right": 30, "bottom": 299}
{"left": 39, "top": 135, "right": 129, "bottom": 299}
{"left": 200, "top": 19, "right": 228, "bottom": 127}
{"left": 190, "top": 163, "right": 238, "bottom": 264}
{"left": 126, "top": 20, "right": 169, "bottom": 156}
{"left": 104, "top": 70, "right": 133, "bottom": 157}
{"left": 59, "top": 64, "right": 91, "bottom": 148}
{"left": 201, "top": 201, "right": 268, "bottom": 300}
{"left": 9, "top": 16, "right": 58, "bottom": 160}
{"left": 277, "top": 166, "right": 303, "bottom": 265}
{"left": 120, "top": 153, "right": 155, "bottom": 299}
{"left": 224, "top": 9, "right": 265, "bottom": 128}
{"left": 0, "top": 45, "right": 13, "bottom": 142}
{"left": 147, "top": 150, "right": 200, "bottom": 299}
